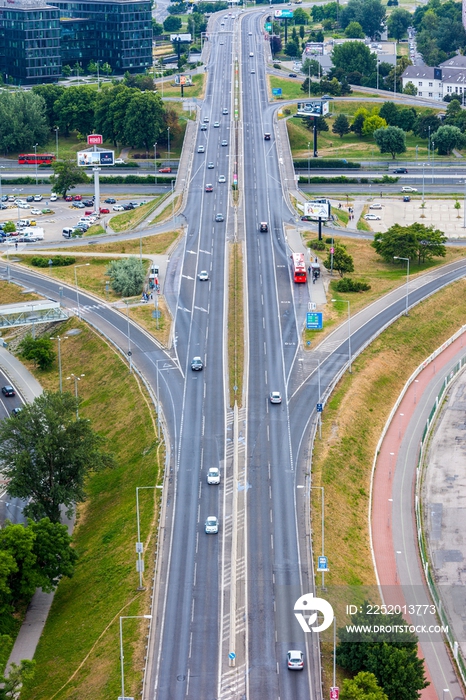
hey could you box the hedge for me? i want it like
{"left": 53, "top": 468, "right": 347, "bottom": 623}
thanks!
{"left": 293, "top": 159, "right": 361, "bottom": 169}
{"left": 31, "top": 256, "right": 76, "bottom": 267}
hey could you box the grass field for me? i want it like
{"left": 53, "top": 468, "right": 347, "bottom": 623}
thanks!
{"left": 0, "top": 282, "right": 164, "bottom": 699}
{"left": 314, "top": 278, "right": 466, "bottom": 693}
{"left": 161, "top": 73, "right": 206, "bottom": 100}
{"left": 109, "top": 197, "right": 164, "bottom": 232}
{"left": 48, "top": 230, "right": 181, "bottom": 258}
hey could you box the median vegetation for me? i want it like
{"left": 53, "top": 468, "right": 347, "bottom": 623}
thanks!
{"left": 228, "top": 242, "right": 244, "bottom": 407}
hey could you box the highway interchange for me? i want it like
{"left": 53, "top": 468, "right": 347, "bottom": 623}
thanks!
{"left": 1, "top": 9, "right": 466, "bottom": 700}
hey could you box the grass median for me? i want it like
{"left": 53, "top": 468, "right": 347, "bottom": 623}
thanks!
{"left": 312, "top": 279, "right": 466, "bottom": 694}
{"left": 228, "top": 242, "right": 244, "bottom": 407}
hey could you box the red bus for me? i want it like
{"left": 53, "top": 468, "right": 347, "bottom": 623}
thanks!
{"left": 18, "top": 153, "right": 56, "bottom": 165}
{"left": 292, "top": 252, "right": 307, "bottom": 283}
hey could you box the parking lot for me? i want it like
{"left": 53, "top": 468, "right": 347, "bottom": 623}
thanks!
{"left": 0, "top": 191, "right": 155, "bottom": 246}
{"left": 361, "top": 197, "right": 466, "bottom": 239}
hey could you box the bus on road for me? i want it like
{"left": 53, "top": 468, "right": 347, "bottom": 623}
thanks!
{"left": 292, "top": 253, "right": 307, "bottom": 283}
{"left": 18, "top": 153, "right": 56, "bottom": 165}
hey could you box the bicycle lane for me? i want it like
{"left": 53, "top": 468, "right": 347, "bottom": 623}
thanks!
{"left": 371, "top": 332, "right": 466, "bottom": 700}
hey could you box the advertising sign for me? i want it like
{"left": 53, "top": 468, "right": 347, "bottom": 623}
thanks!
{"left": 87, "top": 134, "right": 103, "bottom": 145}
{"left": 297, "top": 101, "right": 329, "bottom": 117}
{"left": 272, "top": 88, "right": 282, "bottom": 96}
{"left": 330, "top": 688, "right": 340, "bottom": 700}
{"left": 274, "top": 8, "right": 293, "bottom": 18}
{"left": 174, "top": 74, "right": 193, "bottom": 86}
{"left": 77, "top": 150, "right": 114, "bottom": 167}
{"left": 303, "top": 201, "right": 331, "bottom": 220}
{"left": 170, "top": 33, "right": 192, "bottom": 43}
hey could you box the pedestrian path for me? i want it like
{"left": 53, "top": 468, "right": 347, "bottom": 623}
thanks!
{"left": 371, "top": 333, "right": 466, "bottom": 700}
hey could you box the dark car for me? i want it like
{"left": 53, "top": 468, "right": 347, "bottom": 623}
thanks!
{"left": 191, "top": 356, "right": 203, "bottom": 371}
{"left": 83, "top": 199, "right": 94, "bottom": 206}
{"left": 0, "top": 203, "right": 7, "bottom": 210}
{"left": 104, "top": 198, "right": 116, "bottom": 204}
{"left": 288, "top": 73, "right": 297, "bottom": 77}
{"left": 123, "top": 204, "right": 134, "bottom": 210}
{"left": 393, "top": 168, "right": 408, "bottom": 174}
{"left": 264, "top": 133, "right": 271, "bottom": 140}
{"left": 11, "top": 407, "right": 22, "bottom": 416}
{"left": 215, "top": 213, "right": 224, "bottom": 222}
{"left": 403, "top": 195, "right": 411, "bottom": 202}
{"left": 259, "top": 222, "right": 268, "bottom": 232}
{"left": 2, "top": 385, "right": 16, "bottom": 397}
{"left": 1, "top": 195, "right": 7, "bottom": 202}
{"left": 26, "top": 195, "right": 35, "bottom": 202}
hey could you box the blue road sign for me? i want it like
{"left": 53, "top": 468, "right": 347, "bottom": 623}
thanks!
{"left": 318, "top": 555, "right": 329, "bottom": 571}
{"left": 272, "top": 88, "right": 282, "bottom": 97}
{"left": 307, "top": 312, "right": 323, "bottom": 330}
{"left": 229, "top": 652, "right": 236, "bottom": 660}
{"left": 317, "top": 403, "right": 323, "bottom": 413}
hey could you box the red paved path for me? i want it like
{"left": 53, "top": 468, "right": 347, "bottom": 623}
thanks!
{"left": 371, "top": 333, "right": 466, "bottom": 700}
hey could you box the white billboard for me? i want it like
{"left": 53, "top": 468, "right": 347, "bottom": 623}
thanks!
{"left": 170, "top": 33, "right": 192, "bottom": 43}
{"left": 303, "top": 201, "right": 331, "bottom": 220}
{"left": 77, "top": 150, "right": 114, "bottom": 167}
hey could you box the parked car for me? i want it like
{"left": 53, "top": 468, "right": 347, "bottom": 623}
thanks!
{"left": 100, "top": 207, "right": 110, "bottom": 214}
{"left": 114, "top": 158, "right": 125, "bottom": 165}
{"left": 50, "top": 193, "right": 57, "bottom": 201}
{"left": 104, "top": 198, "right": 116, "bottom": 204}
{"left": 65, "top": 195, "right": 73, "bottom": 201}
{"left": 26, "top": 195, "right": 35, "bottom": 202}
{"left": 72, "top": 201, "right": 85, "bottom": 208}
{"left": 113, "top": 204, "right": 124, "bottom": 211}
{"left": 83, "top": 199, "right": 94, "bottom": 206}
{"left": 30, "top": 208, "right": 42, "bottom": 215}
{"left": 34, "top": 194, "right": 43, "bottom": 201}
{"left": 73, "top": 195, "right": 82, "bottom": 201}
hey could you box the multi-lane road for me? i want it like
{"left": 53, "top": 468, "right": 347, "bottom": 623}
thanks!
{"left": 1, "top": 9, "right": 466, "bottom": 700}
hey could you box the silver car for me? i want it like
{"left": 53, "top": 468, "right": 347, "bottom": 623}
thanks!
{"left": 205, "top": 516, "right": 219, "bottom": 534}
{"left": 207, "top": 467, "right": 220, "bottom": 484}
{"left": 287, "top": 650, "right": 304, "bottom": 670}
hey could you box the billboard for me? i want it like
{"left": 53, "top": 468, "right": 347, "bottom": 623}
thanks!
{"left": 87, "top": 134, "right": 103, "bottom": 145}
{"left": 77, "top": 150, "right": 114, "bottom": 167}
{"left": 174, "top": 74, "right": 193, "bottom": 86}
{"left": 274, "top": 8, "right": 293, "bottom": 18}
{"left": 303, "top": 200, "right": 331, "bottom": 220}
{"left": 170, "top": 33, "right": 192, "bottom": 43}
{"left": 296, "top": 101, "right": 329, "bottom": 117}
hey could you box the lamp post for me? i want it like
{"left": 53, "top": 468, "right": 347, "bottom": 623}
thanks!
{"left": 125, "top": 300, "right": 133, "bottom": 374}
{"left": 431, "top": 140, "right": 435, "bottom": 184}
{"left": 54, "top": 127, "right": 59, "bottom": 160}
{"left": 331, "top": 298, "right": 352, "bottom": 373}
{"left": 66, "top": 372, "right": 85, "bottom": 418}
{"left": 463, "top": 178, "right": 466, "bottom": 229}
{"left": 34, "top": 143, "right": 38, "bottom": 186}
{"left": 0, "top": 165, "right": 4, "bottom": 202}
{"left": 119, "top": 615, "right": 152, "bottom": 700}
{"left": 167, "top": 126, "right": 170, "bottom": 166}
{"left": 171, "top": 179, "right": 175, "bottom": 221}
{"left": 421, "top": 162, "right": 429, "bottom": 205}
{"left": 394, "top": 256, "right": 410, "bottom": 316}
{"left": 135, "top": 486, "right": 163, "bottom": 589}
{"left": 74, "top": 262, "right": 90, "bottom": 319}
{"left": 376, "top": 60, "right": 379, "bottom": 91}
{"left": 311, "top": 486, "right": 325, "bottom": 588}
{"left": 308, "top": 141, "right": 311, "bottom": 184}
{"left": 393, "top": 43, "right": 397, "bottom": 97}
{"left": 153, "top": 142, "right": 157, "bottom": 188}
{"left": 50, "top": 334, "right": 66, "bottom": 392}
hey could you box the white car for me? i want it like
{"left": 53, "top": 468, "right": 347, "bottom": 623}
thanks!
{"left": 198, "top": 270, "right": 209, "bottom": 281}
{"left": 113, "top": 204, "right": 124, "bottom": 211}
{"left": 50, "top": 193, "right": 57, "bottom": 201}
{"left": 222, "top": 108, "right": 228, "bottom": 115}
{"left": 207, "top": 467, "right": 220, "bottom": 484}
{"left": 249, "top": 52, "right": 254, "bottom": 57}
{"left": 248, "top": 31, "right": 252, "bottom": 35}
{"left": 30, "top": 208, "right": 42, "bottom": 215}
{"left": 218, "top": 175, "right": 226, "bottom": 183}
{"left": 198, "top": 145, "right": 205, "bottom": 153}
{"left": 364, "top": 214, "right": 381, "bottom": 221}
{"left": 270, "top": 391, "right": 282, "bottom": 404}
{"left": 287, "top": 650, "right": 304, "bottom": 671}
{"left": 34, "top": 194, "right": 43, "bottom": 201}
{"left": 205, "top": 516, "right": 219, "bottom": 534}
{"left": 17, "top": 202, "right": 30, "bottom": 209}
{"left": 401, "top": 186, "right": 417, "bottom": 192}
{"left": 114, "top": 158, "right": 125, "bottom": 165}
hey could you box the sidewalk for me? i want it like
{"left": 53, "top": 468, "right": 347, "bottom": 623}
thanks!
{"left": 371, "top": 333, "right": 466, "bottom": 700}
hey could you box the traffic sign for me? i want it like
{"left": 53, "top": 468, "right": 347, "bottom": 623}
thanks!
{"left": 316, "top": 403, "right": 323, "bottom": 413}
{"left": 330, "top": 687, "right": 339, "bottom": 700}
{"left": 318, "top": 555, "right": 329, "bottom": 571}
{"left": 330, "top": 247, "right": 334, "bottom": 254}
{"left": 272, "top": 88, "right": 282, "bottom": 97}
{"left": 228, "top": 652, "right": 236, "bottom": 660}
{"left": 306, "top": 312, "right": 323, "bottom": 330}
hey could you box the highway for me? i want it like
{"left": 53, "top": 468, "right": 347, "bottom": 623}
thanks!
{"left": 2, "top": 9, "right": 466, "bottom": 700}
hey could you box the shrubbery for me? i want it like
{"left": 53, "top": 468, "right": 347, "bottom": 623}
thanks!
{"left": 31, "top": 256, "right": 76, "bottom": 267}
{"left": 307, "top": 239, "right": 327, "bottom": 251}
{"left": 293, "top": 159, "right": 360, "bottom": 169}
{"left": 333, "top": 278, "right": 371, "bottom": 292}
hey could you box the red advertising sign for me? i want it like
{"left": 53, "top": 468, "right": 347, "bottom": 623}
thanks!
{"left": 330, "top": 687, "right": 339, "bottom": 700}
{"left": 87, "top": 134, "right": 103, "bottom": 145}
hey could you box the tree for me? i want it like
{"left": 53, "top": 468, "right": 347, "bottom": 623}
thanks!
{"left": 372, "top": 224, "right": 420, "bottom": 262}
{"left": 0, "top": 660, "right": 36, "bottom": 700}
{"left": 18, "top": 335, "right": 55, "bottom": 371}
{"left": 0, "top": 391, "right": 114, "bottom": 522}
{"left": 50, "top": 159, "right": 89, "bottom": 198}
{"left": 433, "top": 124, "right": 464, "bottom": 155}
{"left": 299, "top": 25, "right": 305, "bottom": 40}
{"left": 332, "top": 42, "right": 377, "bottom": 76}
{"left": 341, "top": 671, "right": 388, "bottom": 700}
{"left": 270, "top": 35, "right": 282, "bottom": 55}
{"left": 302, "top": 58, "right": 321, "bottom": 78}
{"left": 3, "top": 221, "right": 16, "bottom": 234}
{"left": 62, "top": 65, "right": 72, "bottom": 78}
{"left": 378, "top": 101, "right": 399, "bottom": 126}
{"left": 0, "top": 92, "right": 49, "bottom": 155}
{"left": 123, "top": 91, "right": 165, "bottom": 152}
{"left": 365, "top": 644, "right": 429, "bottom": 700}
{"left": 444, "top": 98, "right": 462, "bottom": 125}
{"left": 29, "top": 518, "right": 78, "bottom": 591}
{"left": 396, "top": 107, "right": 416, "bottom": 133}
{"left": 408, "top": 222, "right": 447, "bottom": 263}
{"left": 323, "top": 245, "right": 354, "bottom": 276}
{"left": 363, "top": 115, "right": 387, "bottom": 137}
{"left": 345, "top": 21, "right": 365, "bottom": 38}
{"left": 373, "top": 125, "right": 406, "bottom": 158}
{"left": 454, "top": 200, "right": 461, "bottom": 218}
{"left": 332, "top": 114, "right": 351, "bottom": 137}
{"left": 351, "top": 108, "right": 369, "bottom": 136}
{"left": 413, "top": 112, "right": 440, "bottom": 139}
{"left": 403, "top": 81, "right": 418, "bottom": 96}
{"left": 387, "top": 8, "right": 412, "bottom": 40}
{"left": 339, "top": 0, "right": 386, "bottom": 38}
{"left": 101, "top": 62, "right": 112, "bottom": 75}
{"left": 107, "top": 257, "right": 146, "bottom": 296}
{"left": 285, "top": 40, "right": 300, "bottom": 57}
{"left": 31, "top": 84, "right": 65, "bottom": 130}
{"left": 54, "top": 85, "right": 97, "bottom": 136}
{"left": 163, "top": 15, "right": 182, "bottom": 31}
{"left": 293, "top": 7, "right": 309, "bottom": 24}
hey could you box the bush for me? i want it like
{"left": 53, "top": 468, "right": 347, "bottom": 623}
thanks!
{"left": 107, "top": 257, "right": 145, "bottom": 297}
{"left": 307, "top": 239, "right": 327, "bottom": 251}
{"left": 18, "top": 335, "right": 55, "bottom": 370}
{"left": 293, "top": 159, "right": 360, "bottom": 169}
{"left": 31, "top": 256, "right": 76, "bottom": 268}
{"left": 333, "top": 278, "right": 371, "bottom": 292}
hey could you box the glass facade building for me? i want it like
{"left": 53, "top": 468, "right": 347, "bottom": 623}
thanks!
{"left": 0, "top": 0, "right": 152, "bottom": 84}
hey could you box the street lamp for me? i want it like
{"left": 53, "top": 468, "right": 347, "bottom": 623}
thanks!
{"left": 50, "top": 334, "right": 67, "bottom": 392}
{"left": 421, "top": 162, "right": 429, "bottom": 205}
{"left": 74, "top": 262, "right": 90, "bottom": 319}
{"left": 125, "top": 300, "right": 133, "bottom": 374}
{"left": 308, "top": 141, "right": 311, "bottom": 184}
{"left": 376, "top": 59, "right": 380, "bottom": 91}
{"left": 66, "top": 372, "right": 85, "bottom": 418}
{"left": 171, "top": 179, "right": 176, "bottom": 221}
{"left": 0, "top": 165, "right": 4, "bottom": 202}
{"left": 431, "top": 140, "right": 435, "bottom": 184}
{"left": 135, "top": 486, "right": 163, "bottom": 589}
{"left": 167, "top": 126, "right": 170, "bottom": 166}
{"left": 394, "top": 256, "right": 410, "bottom": 316}
{"left": 54, "top": 126, "right": 59, "bottom": 160}
{"left": 153, "top": 142, "right": 157, "bottom": 188}
{"left": 311, "top": 486, "right": 325, "bottom": 588}
{"left": 331, "top": 298, "right": 352, "bottom": 373}
{"left": 34, "top": 143, "right": 38, "bottom": 187}
{"left": 119, "top": 615, "right": 152, "bottom": 700}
